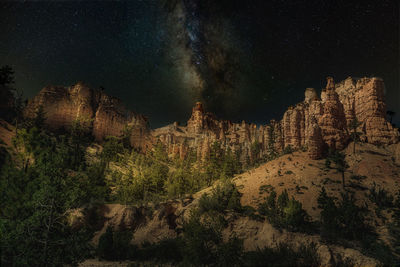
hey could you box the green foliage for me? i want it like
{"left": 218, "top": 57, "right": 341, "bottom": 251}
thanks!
{"left": 121, "top": 125, "right": 133, "bottom": 149}
{"left": 0, "top": 65, "right": 21, "bottom": 122}
{"left": 69, "top": 118, "right": 92, "bottom": 169}
{"left": 250, "top": 140, "right": 261, "bottom": 164}
{"left": 33, "top": 105, "right": 46, "bottom": 129}
{"left": 283, "top": 145, "right": 294, "bottom": 154}
{"left": 97, "top": 226, "right": 114, "bottom": 260}
{"left": 317, "top": 187, "right": 368, "bottom": 240}
{"left": 112, "top": 140, "right": 243, "bottom": 204}
{"left": 152, "top": 141, "right": 169, "bottom": 163}
{"left": 101, "top": 136, "right": 124, "bottom": 167}
{"left": 327, "top": 151, "right": 348, "bottom": 188}
{"left": 180, "top": 210, "right": 244, "bottom": 266}
{"left": 318, "top": 187, "right": 399, "bottom": 263}
{"left": 0, "top": 125, "right": 101, "bottom": 266}
{"left": 367, "top": 182, "right": 394, "bottom": 209}
{"left": 389, "top": 191, "right": 400, "bottom": 256}
{"left": 242, "top": 242, "right": 320, "bottom": 267}
{"left": 95, "top": 208, "right": 320, "bottom": 266}
{"left": 258, "top": 189, "right": 309, "bottom": 231}
{"left": 205, "top": 141, "right": 241, "bottom": 181}
{"left": 97, "top": 226, "right": 132, "bottom": 261}
{"left": 283, "top": 198, "right": 309, "bottom": 228}
{"left": 359, "top": 234, "right": 398, "bottom": 266}
{"left": 267, "top": 125, "right": 277, "bottom": 159}
{"left": 134, "top": 238, "right": 183, "bottom": 263}
{"left": 348, "top": 117, "right": 363, "bottom": 154}
{"left": 198, "top": 181, "right": 243, "bottom": 214}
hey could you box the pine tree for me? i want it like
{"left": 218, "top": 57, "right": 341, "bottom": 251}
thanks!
{"left": 33, "top": 105, "right": 46, "bottom": 129}
{"left": 330, "top": 151, "right": 348, "bottom": 189}
{"left": 348, "top": 117, "right": 362, "bottom": 154}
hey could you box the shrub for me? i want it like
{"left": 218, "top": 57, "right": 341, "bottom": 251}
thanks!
{"left": 97, "top": 226, "right": 114, "bottom": 260}
{"left": 283, "top": 145, "right": 294, "bottom": 155}
{"left": 97, "top": 226, "right": 132, "bottom": 261}
{"left": 136, "top": 238, "right": 184, "bottom": 263}
{"left": 258, "top": 189, "right": 309, "bottom": 231}
{"left": 367, "top": 182, "right": 393, "bottom": 209}
{"left": 243, "top": 242, "right": 320, "bottom": 267}
{"left": 198, "top": 181, "right": 243, "bottom": 214}
{"left": 283, "top": 198, "right": 309, "bottom": 230}
{"left": 318, "top": 187, "right": 369, "bottom": 240}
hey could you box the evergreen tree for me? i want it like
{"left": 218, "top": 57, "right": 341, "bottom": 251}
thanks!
{"left": 0, "top": 65, "right": 15, "bottom": 85}
{"left": 1, "top": 129, "right": 92, "bottom": 266}
{"left": 101, "top": 136, "right": 123, "bottom": 168}
{"left": 329, "top": 151, "right": 348, "bottom": 189}
{"left": 267, "top": 126, "right": 277, "bottom": 160}
{"left": 348, "top": 117, "right": 362, "bottom": 154}
{"left": 0, "top": 65, "right": 17, "bottom": 122}
{"left": 250, "top": 140, "right": 261, "bottom": 165}
{"left": 33, "top": 105, "right": 46, "bottom": 130}
{"left": 69, "top": 118, "right": 91, "bottom": 170}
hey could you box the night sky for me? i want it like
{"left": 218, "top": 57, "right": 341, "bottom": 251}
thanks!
{"left": 1, "top": 0, "right": 399, "bottom": 128}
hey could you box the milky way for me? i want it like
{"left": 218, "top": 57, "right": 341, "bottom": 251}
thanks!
{"left": 0, "top": 0, "right": 398, "bottom": 127}
{"left": 163, "top": 0, "right": 245, "bottom": 117}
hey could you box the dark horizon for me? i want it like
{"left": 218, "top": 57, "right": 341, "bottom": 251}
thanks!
{"left": 1, "top": 0, "right": 399, "bottom": 128}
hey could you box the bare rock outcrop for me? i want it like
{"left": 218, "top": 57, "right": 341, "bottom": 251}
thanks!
{"left": 318, "top": 77, "right": 349, "bottom": 150}
{"left": 24, "top": 76, "right": 399, "bottom": 161}
{"left": 354, "top": 77, "right": 399, "bottom": 144}
{"left": 154, "top": 76, "right": 398, "bottom": 161}
{"left": 24, "top": 82, "right": 150, "bottom": 150}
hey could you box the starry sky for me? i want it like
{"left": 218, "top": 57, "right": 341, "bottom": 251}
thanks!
{"left": 1, "top": 0, "right": 399, "bottom": 128}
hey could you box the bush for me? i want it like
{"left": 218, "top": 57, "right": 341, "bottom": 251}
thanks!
{"left": 181, "top": 211, "right": 224, "bottom": 265}
{"left": 198, "top": 181, "right": 243, "bottom": 214}
{"left": 367, "top": 182, "right": 393, "bottom": 209}
{"left": 258, "top": 189, "right": 309, "bottom": 231}
{"left": 97, "top": 227, "right": 114, "bottom": 260}
{"left": 135, "top": 238, "right": 184, "bottom": 263}
{"left": 283, "top": 198, "right": 309, "bottom": 229}
{"left": 243, "top": 242, "right": 320, "bottom": 267}
{"left": 318, "top": 187, "right": 368, "bottom": 240}
{"left": 283, "top": 145, "right": 294, "bottom": 155}
{"left": 97, "top": 226, "right": 132, "bottom": 261}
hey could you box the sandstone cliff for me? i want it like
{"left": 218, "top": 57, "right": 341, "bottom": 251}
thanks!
{"left": 154, "top": 77, "right": 399, "bottom": 160}
{"left": 24, "top": 82, "right": 150, "bottom": 150}
{"left": 24, "top": 77, "right": 399, "bottom": 160}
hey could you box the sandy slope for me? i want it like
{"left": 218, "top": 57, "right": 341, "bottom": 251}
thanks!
{"left": 78, "top": 142, "right": 400, "bottom": 266}
{"left": 235, "top": 142, "right": 400, "bottom": 219}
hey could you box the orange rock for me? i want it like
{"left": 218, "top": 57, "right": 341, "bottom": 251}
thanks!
{"left": 25, "top": 76, "right": 399, "bottom": 161}
{"left": 24, "top": 83, "right": 150, "bottom": 150}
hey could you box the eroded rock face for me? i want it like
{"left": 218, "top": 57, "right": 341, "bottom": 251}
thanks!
{"left": 354, "top": 78, "right": 399, "bottom": 144}
{"left": 25, "top": 76, "right": 399, "bottom": 161}
{"left": 154, "top": 76, "right": 399, "bottom": 160}
{"left": 318, "top": 77, "right": 349, "bottom": 150}
{"left": 24, "top": 82, "right": 150, "bottom": 150}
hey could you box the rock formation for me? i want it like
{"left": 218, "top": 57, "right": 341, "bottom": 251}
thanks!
{"left": 24, "top": 82, "right": 150, "bottom": 150}
{"left": 153, "top": 77, "right": 399, "bottom": 160}
{"left": 24, "top": 77, "right": 399, "bottom": 160}
{"left": 318, "top": 77, "right": 348, "bottom": 150}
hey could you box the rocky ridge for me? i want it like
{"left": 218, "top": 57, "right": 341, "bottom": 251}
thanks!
{"left": 24, "top": 82, "right": 151, "bottom": 151}
{"left": 155, "top": 77, "right": 399, "bottom": 160}
{"left": 25, "top": 77, "right": 399, "bottom": 160}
